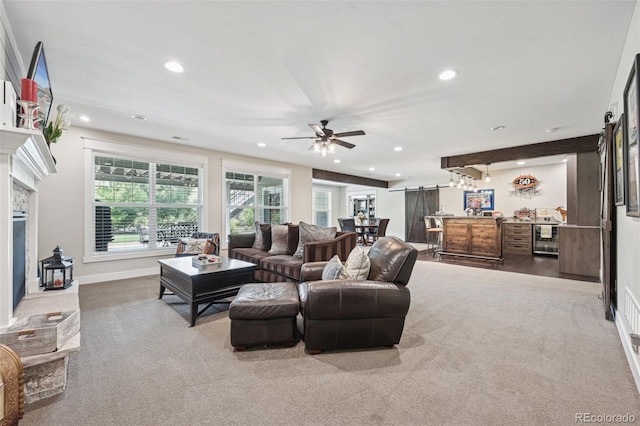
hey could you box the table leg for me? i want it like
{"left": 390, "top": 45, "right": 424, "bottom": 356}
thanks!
{"left": 159, "top": 284, "right": 165, "bottom": 299}
{"left": 190, "top": 303, "right": 197, "bottom": 327}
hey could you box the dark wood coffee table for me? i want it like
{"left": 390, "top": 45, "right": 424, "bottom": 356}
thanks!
{"left": 158, "top": 257, "right": 257, "bottom": 326}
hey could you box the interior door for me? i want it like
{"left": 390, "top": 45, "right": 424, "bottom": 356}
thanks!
{"left": 405, "top": 187, "right": 438, "bottom": 243}
{"left": 600, "top": 121, "right": 615, "bottom": 320}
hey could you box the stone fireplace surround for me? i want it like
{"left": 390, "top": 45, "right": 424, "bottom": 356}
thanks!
{"left": 1, "top": 124, "right": 80, "bottom": 403}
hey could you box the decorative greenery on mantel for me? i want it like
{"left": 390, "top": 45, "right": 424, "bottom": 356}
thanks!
{"left": 43, "top": 104, "right": 71, "bottom": 145}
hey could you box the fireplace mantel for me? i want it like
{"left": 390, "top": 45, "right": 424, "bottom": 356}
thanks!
{"left": 0, "top": 124, "right": 56, "bottom": 328}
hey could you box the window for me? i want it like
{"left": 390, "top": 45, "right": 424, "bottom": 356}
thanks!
{"left": 84, "top": 139, "right": 207, "bottom": 261}
{"left": 313, "top": 189, "right": 331, "bottom": 227}
{"left": 223, "top": 161, "right": 290, "bottom": 238}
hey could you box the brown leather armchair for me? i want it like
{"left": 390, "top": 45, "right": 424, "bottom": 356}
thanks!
{"left": 298, "top": 236, "right": 418, "bottom": 354}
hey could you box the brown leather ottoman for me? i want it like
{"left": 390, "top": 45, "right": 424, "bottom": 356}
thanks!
{"left": 229, "top": 282, "right": 300, "bottom": 351}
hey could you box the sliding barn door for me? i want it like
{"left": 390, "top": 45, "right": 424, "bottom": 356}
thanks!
{"left": 405, "top": 187, "right": 439, "bottom": 243}
{"left": 601, "top": 122, "right": 615, "bottom": 320}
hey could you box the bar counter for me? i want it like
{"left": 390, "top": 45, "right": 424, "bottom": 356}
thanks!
{"left": 440, "top": 216, "right": 503, "bottom": 263}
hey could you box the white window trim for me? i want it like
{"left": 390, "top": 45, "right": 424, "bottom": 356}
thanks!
{"left": 221, "top": 159, "right": 291, "bottom": 249}
{"left": 83, "top": 137, "right": 208, "bottom": 263}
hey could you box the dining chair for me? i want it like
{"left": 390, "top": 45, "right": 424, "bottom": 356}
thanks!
{"left": 337, "top": 218, "right": 356, "bottom": 232}
{"left": 365, "top": 218, "right": 389, "bottom": 244}
{"left": 338, "top": 218, "right": 362, "bottom": 244}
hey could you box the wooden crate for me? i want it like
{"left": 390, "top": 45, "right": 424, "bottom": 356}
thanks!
{"left": 0, "top": 310, "right": 80, "bottom": 357}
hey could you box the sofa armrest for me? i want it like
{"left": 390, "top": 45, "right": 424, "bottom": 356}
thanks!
{"left": 300, "top": 262, "right": 328, "bottom": 283}
{"left": 228, "top": 233, "right": 255, "bottom": 252}
{"left": 298, "top": 280, "right": 410, "bottom": 319}
{"left": 302, "top": 232, "right": 357, "bottom": 263}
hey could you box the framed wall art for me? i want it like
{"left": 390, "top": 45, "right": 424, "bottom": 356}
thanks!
{"left": 623, "top": 54, "right": 640, "bottom": 217}
{"left": 613, "top": 113, "right": 626, "bottom": 206}
{"left": 463, "top": 189, "right": 494, "bottom": 211}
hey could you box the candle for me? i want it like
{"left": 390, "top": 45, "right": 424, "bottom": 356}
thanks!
{"left": 20, "top": 78, "right": 38, "bottom": 103}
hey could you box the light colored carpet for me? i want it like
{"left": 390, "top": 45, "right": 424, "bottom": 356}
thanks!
{"left": 21, "top": 261, "right": 640, "bottom": 425}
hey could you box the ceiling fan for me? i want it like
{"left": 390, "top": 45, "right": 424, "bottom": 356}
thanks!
{"left": 281, "top": 120, "right": 365, "bottom": 151}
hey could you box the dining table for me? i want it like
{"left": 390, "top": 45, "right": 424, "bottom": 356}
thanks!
{"left": 354, "top": 222, "right": 378, "bottom": 246}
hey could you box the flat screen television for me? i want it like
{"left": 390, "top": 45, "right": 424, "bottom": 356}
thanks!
{"left": 26, "top": 41, "right": 53, "bottom": 128}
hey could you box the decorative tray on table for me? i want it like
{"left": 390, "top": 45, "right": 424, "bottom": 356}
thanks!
{"left": 192, "top": 254, "right": 223, "bottom": 268}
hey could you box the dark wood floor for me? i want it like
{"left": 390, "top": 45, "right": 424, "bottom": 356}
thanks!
{"left": 416, "top": 250, "right": 600, "bottom": 283}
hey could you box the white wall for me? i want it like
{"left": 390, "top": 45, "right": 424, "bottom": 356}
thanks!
{"left": 439, "top": 163, "right": 567, "bottom": 217}
{"left": 376, "top": 188, "right": 405, "bottom": 239}
{"left": 608, "top": 0, "right": 640, "bottom": 391}
{"left": 39, "top": 126, "right": 313, "bottom": 283}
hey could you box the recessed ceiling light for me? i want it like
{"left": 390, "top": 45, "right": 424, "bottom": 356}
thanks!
{"left": 131, "top": 114, "right": 147, "bottom": 121}
{"left": 395, "top": 173, "right": 401, "bottom": 177}
{"left": 163, "top": 61, "right": 184, "bottom": 73}
{"left": 78, "top": 115, "right": 90, "bottom": 122}
{"left": 546, "top": 127, "right": 561, "bottom": 133}
{"left": 394, "top": 146, "right": 403, "bottom": 152}
{"left": 517, "top": 161, "right": 526, "bottom": 166}
{"left": 368, "top": 167, "right": 375, "bottom": 171}
{"left": 491, "top": 125, "right": 506, "bottom": 131}
{"left": 333, "top": 159, "right": 340, "bottom": 163}
{"left": 257, "top": 142, "right": 266, "bottom": 147}
{"left": 439, "top": 69, "right": 458, "bottom": 80}
{"left": 562, "top": 158, "right": 568, "bottom": 163}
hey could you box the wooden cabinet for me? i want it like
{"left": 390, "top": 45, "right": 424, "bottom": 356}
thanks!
{"left": 558, "top": 226, "right": 600, "bottom": 278}
{"left": 503, "top": 223, "right": 532, "bottom": 255}
{"left": 442, "top": 217, "right": 503, "bottom": 260}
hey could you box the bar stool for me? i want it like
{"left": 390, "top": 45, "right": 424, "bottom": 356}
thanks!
{"left": 425, "top": 217, "right": 443, "bottom": 257}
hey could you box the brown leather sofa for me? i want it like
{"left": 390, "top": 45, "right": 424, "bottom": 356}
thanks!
{"left": 298, "top": 236, "right": 418, "bottom": 354}
{"left": 228, "top": 225, "right": 357, "bottom": 283}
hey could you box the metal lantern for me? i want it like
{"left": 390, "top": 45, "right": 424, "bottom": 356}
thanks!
{"left": 40, "top": 246, "right": 74, "bottom": 290}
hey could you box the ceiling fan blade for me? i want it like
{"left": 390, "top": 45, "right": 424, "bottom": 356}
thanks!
{"left": 281, "top": 136, "right": 316, "bottom": 140}
{"left": 308, "top": 124, "right": 325, "bottom": 136}
{"left": 332, "top": 139, "right": 356, "bottom": 149}
{"left": 307, "top": 144, "right": 315, "bottom": 151}
{"left": 333, "top": 130, "right": 365, "bottom": 138}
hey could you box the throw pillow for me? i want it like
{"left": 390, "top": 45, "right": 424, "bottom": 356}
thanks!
{"left": 268, "top": 224, "right": 289, "bottom": 255}
{"left": 293, "top": 222, "right": 338, "bottom": 259}
{"left": 252, "top": 222, "right": 272, "bottom": 251}
{"left": 341, "top": 246, "right": 371, "bottom": 280}
{"left": 182, "top": 238, "right": 211, "bottom": 254}
{"left": 322, "top": 255, "right": 344, "bottom": 280}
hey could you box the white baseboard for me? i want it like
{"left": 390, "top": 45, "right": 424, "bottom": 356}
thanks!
{"left": 615, "top": 309, "right": 640, "bottom": 394}
{"left": 77, "top": 267, "right": 158, "bottom": 285}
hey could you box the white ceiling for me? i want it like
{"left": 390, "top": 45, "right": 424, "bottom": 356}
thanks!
{"left": 3, "top": 1, "right": 635, "bottom": 186}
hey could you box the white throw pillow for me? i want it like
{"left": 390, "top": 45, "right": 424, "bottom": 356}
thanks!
{"left": 340, "top": 246, "right": 371, "bottom": 280}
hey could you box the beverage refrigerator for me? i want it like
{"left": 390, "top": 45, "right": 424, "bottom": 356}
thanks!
{"left": 533, "top": 224, "right": 559, "bottom": 255}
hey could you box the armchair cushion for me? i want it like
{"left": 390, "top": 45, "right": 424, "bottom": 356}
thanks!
{"left": 294, "top": 222, "right": 337, "bottom": 258}
{"left": 252, "top": 222, "right": 272, "bottom": 251}
{"left": 321, "top": 255, "right": 344, "bottom": 280}
{"left": 298, "top": 280, "right": 410, "bottom": 320}
{"left": 341, "top": 246, "right": 370, "bottom": 279}
{"left": 268, "top": 224, "right": 289, "bottom": 255}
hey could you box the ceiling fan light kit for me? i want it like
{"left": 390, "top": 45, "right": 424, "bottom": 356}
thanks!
{"left": 282, "top": 120, "right": 365, "bottom": 157}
